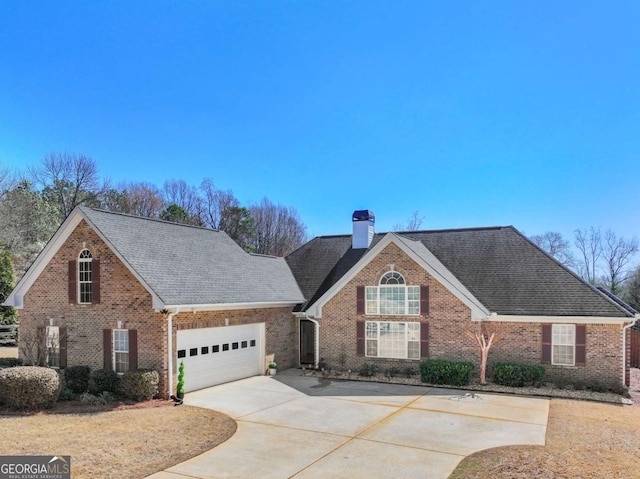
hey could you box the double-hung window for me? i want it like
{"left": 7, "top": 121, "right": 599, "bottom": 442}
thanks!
{"left": 552, "top": 324, "right": 575, "bottom": 366}
{"left": 365, "top": 272, "right": 420, "bottom": 315}
{"left": 78, "top": 249, "right": 92, "bottom": 304}
{"left": 365, "top": 321, "right": 420, "bottom": 359}
{"left": 45, "top": 326, "right": 60, "bottom": 368}
{"left": 113, "top": 329, "right": 129, "bottom": 373}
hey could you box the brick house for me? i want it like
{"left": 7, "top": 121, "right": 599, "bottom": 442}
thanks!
{"left": 4, "top": 207, "right": 304, "bottom": 396}
{"left": 286, "top": 211, "right": 638, "bottom": 388}
{"left": 4, "top": 207, "right": 638, "bottom": 396}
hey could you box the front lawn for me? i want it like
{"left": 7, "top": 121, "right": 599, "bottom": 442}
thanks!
{"left": 449, "top": 399, "right": 640, "bottom": 479}
{"left": 0, "top": 401, "right": 236, "bottom": 478}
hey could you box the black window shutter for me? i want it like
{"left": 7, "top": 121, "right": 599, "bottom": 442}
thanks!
{"left": 59, "top": 327, "right": 68, "bottom": 369}
{"left": 92, "top": 260, "right": 101, "bottom": 304}
{"left": 420, "top": 285, "right": 429, "bottom": 317}
{"left": 103, "top": 329, "right": 112, "bottom": 370}
{"left": 356, "top": 320, "right": 365, "bottom": 356}
{"left": 575, "top": 325, "right": 586, "bottom": 366}
{"left": 420, "top": 322, "right": 429, "bottom": 359}
{"left": 68, "top": 260, "right": 77, "bottom": 304}
{"left": 129, "top": 329, "right": 138, "bottom": 371}
{"left": 356, "top": 286, "right": 365, "bottom": 315}
{"left": 541, "top": 324, "right": 552, "bottom": 364}
{"left": 37, "top": 326, "right": 46, "bottom": 366}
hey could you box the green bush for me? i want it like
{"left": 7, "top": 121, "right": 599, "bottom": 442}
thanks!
{"left": 0, "top": 366, "right": 59, "bottom": 410}
{"left": 64, "top": 365, "right": 91, "bottom": 393}
{"left": 358, "top": 363, "right": 378, "bottom": 377}
{"left": 118, "top": 370, "right": 159, "bottom": 402}
{"left": 385, "top": 367, "right": 401, "bottom": 378}
{"left": 58, "top": 388, "right": 76, "bottom": 401}
{"left": 404, "top": 367, "right": 417, "bottom": 378}
{"left": 80, "top": 391, "right": 115, "bottom": 406}
{"left": 0, "top": 358, "right": 23, "bottom": 368}
{"left": 420, "top": 359, "right": 474, "bottom": 386}
{"left": 493, "top": 363, "right": 546, "bottom": 387}
{"left": 89, "top": 369, "right": 118, "bottom": 395}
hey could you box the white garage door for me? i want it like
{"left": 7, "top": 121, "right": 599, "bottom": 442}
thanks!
{"left": 176, "top": 323, "right": 264, "bottom": 392}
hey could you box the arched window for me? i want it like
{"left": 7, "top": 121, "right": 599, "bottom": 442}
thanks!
{"left": 380, "top": 272, "right": 405, "bottom": 285}
{"left": 365, "top": 271, "right": 420, "bottom": 315}
{"left": 78, "top": 249, "right": 93, "bottom": 304}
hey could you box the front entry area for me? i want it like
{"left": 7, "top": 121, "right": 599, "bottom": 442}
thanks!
{"left": 176, "top": 323, "right": 265, "bottom": 392}
{"left": 300, "top": 319, "right": 315, "bottom": 366}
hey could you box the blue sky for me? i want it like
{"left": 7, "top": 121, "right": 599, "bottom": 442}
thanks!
{"left": 1, "top": 1, "right": 638, "bottom": 240}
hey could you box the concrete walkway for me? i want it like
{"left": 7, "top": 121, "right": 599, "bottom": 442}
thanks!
{"left": 147, "top": 370, "right": 549, "bottom": 479}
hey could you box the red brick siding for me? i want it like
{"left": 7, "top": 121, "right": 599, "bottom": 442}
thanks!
{"left": 318, "top": 242, "right": 624, "bottom": 386}
{"left": 19, "top": 220, "right": 296, "bottom": 397}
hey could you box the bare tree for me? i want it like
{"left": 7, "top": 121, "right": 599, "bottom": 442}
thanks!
{"left": 467, "top": 329, "right": 498, "bottom": 385}
{"left": 102, "top": 181, "right": 164, "bottom": 218}
{"left": 625, "top": 266, "right": 640, "bottom": 312}
{"left": 0, "top": 162, "right": 12, "bottom": 198}
{"left": 601, "top": 230, "right": 638, "bottom": 295}
{"left": 249, "top": 198, "right": 307, "bottom": 256}
{"left": 530, "top": 232, "right": 575, "bottom": 268}
{"left": 162, "top": 179, "right": 200, "bottom": 223}
{"left": 393, "top": 210, "right": 425, "bottom": 231}
{"left": 19, "top": 328, "right": 46, "bottom": 366}
{"left": 0, "top": 180, "right": 59, "bottom": 277}
{"left": 574, "top": 227, "right": 602, "bottom": 284}
{"left": 30, "top": 152, "right": 105, "bottom": 222}
{"left": 197, "top": 178, "right": 239, "bottom": 229}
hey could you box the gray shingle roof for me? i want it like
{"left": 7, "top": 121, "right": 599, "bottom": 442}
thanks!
{"left": 286, "top": 226, "right": 632, "bottom": 317}
{"left": 80, "top": 207, "right": 304, "bottom": 307}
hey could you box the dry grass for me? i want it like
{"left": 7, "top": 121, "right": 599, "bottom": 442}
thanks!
{"left": 450, "top": 399, "right": 640, "bottom": 479}
{"left": 0, "top": 402, "right": 236, "bottom": 478}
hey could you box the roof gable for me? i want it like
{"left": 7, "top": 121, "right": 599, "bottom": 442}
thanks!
{"left": 6, "top": 207, "right": 304, "bottom": 310}
{"left": 300, "top": 233, "right": 490, "bottom": 320}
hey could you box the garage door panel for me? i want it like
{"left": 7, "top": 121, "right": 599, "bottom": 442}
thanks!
{"left": 177, "top": 323, "right": 263, "bottom": 392}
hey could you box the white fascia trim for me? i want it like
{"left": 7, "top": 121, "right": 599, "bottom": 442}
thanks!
{"left": 158, "top": 301, "right": 300, "bottom": 313}
{"left": 487, "top": 314, "right": 634, "bottom": 325}
{"left": 307, "top": 232, "right": 489, "bottom": 320}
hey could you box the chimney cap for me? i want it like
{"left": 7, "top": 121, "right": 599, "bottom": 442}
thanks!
{"left": 352, "top": 210, "right": 375, "bottom": 222}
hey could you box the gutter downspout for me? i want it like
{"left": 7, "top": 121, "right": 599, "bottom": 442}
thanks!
{"left": 623, "top": 314, "right": 640, "bottom": 387}
{"left": 167, "top": 308, "right": 180, "bottom": 397}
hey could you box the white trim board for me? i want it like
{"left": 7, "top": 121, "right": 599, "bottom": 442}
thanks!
{"left": 160, "top": 301, "right": 301, "bottom": 313}
{"left": 486, "top": 314, "right": 639, "bottom": 325}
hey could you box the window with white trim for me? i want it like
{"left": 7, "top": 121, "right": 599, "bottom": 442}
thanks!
{"left": 113, "top": 329, "right": 129, "bottom": 373}
{"left": 78, "top": 249, "right": 92, "bottom": 304}
{"left": 45, "top": 326, "right": 60, "bottom": 368}
{"left": 552, "top": 324, "right": 575, "bottom": 366}
{"left": 365, "top": 321, "right": 420, "bottom": 359}
{"left": 365, "top": 272, "right": 420, "bottom": 315}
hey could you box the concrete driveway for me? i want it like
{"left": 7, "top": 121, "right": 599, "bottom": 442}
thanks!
{"left": 147, "top": 370, "right": 549, "bottom": 479}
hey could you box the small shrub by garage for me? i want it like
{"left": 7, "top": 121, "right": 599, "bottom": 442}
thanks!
{"left": 493, "top": 363, "right": 546, "bottom": 387}
{"left": 0, "top": 366, "right": 59, "bottom": 410}
{"left": 118, "top": 370, "right": 159, "bottom": 402}
{"left": 89, "top": 369, "right": 119, "bottom": 395}
{"left": 420, "top": 359, "right": 474, "bottom": 386}
{"left": 64, "top": 365, "right": 91, "bottom": 393}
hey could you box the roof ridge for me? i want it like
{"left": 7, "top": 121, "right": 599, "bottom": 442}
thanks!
{"left": 312, "top": 225, "right": 511, "bottom": 240}
{"left": 80, "top": 206, "right": 222, "bottom": 233}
